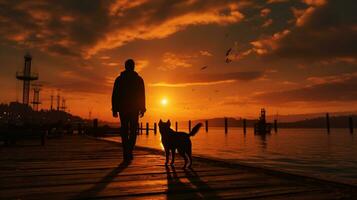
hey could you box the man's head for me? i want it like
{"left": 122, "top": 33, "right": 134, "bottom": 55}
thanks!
{"left": 125, "top": 59, "right": 135, "bottom": 71}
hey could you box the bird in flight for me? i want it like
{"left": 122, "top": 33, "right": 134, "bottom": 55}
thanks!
{"left": 225, "top": 48, "right": 232, "bottom": 63}
{"left": 200, "top": 65, "right": 208, "bottom": 70}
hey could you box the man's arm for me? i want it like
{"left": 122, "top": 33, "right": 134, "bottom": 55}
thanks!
{"left": 138, "top": 77, "right": 146, "bottom": 117}
{"left": 111, "top": 77, "right": 120, "bottom": 117}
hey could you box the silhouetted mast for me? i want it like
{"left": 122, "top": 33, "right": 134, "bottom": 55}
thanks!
{"left": 50, "top": 91, "right": 54, "bottom": 110}
{"left": 56, "top": 90, "right": 60, "bottom": 111}
{"left": 16, "top": 53, "right": 38, "bottom": 105}
{"left": 31, "top": 83, "right": 42, "bottom": 111}
{"left": 88, "top": 107, "right": 92, "bottom": 120}
{"left": 60, "top": 97, "right": 67, "bottom": 112}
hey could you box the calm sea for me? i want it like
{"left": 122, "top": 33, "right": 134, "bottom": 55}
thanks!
{"left": 105, "top": 127, "right": 357, "bottom": 185}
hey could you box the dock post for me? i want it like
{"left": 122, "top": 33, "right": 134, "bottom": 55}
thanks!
{"left": 274, "top": 119, "right": 278, "bottom": 133}
{"left": 146, "top": 122, "right": 149, "bottom": 135}
{"left": 175, "top": 121, "right": 178, "bottom": 132}
{"left": 154, "top": 123, "right": 157, "bottom": 134}
{"left": 349, "top": 116, "right": 354, "bottom": 134}
{"left": 205, "top": 120, "right": 208, "bottom": 132}
{"left": 188, "top": 120, "right": 191, "bottom": 132}
{"left": 136, "top": 123, "right": 140, "bottom": 135}
{"left": 77, "top": 123, "right": 82, "bottom": 135}
{"left": 41, "top": 132, "right": 46, "bottom": 146}
{"left": 140, "top": 122, "right": 143, "bottom": 134}
{"left": 224, "top": 117, "right": 228, "bottom": 134}
{"left": 326, "top": 113, "right": 330, "bottom": 133}
{"left": 93, "top": 118, "right": 98, "bottom": 137}
{"left": 93, "top": 118, "right": 98, "bottom": 128}
{"left": 243, "top": 119, "right": 246, "bottom": 134}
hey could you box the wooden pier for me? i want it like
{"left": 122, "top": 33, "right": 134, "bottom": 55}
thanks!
{"left": 0, "top": 135, "right": 356, "bottom": 199}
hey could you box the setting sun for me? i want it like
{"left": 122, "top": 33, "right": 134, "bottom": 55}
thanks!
{"left": 160, "top": 98, "right": 168, "bottom": 106}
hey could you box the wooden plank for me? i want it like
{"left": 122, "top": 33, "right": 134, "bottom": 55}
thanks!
{"left": 0, "top": 135, "right": 356, "bottom": 200}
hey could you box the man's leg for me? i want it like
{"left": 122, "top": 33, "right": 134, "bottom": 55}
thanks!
{"left": 119, "top": 113, "right": 130, "bottom": 161}
{"left": 128, "top": 112, "right": 139, "bottom": 159}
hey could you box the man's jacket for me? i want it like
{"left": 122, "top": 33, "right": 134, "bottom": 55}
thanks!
{"left": 112, "top": 70, "right": 145, "bottom": 113}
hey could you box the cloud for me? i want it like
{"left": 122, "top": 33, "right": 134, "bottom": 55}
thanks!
{"left": 235, "top": 0, "right": 357, "bottom": 62}
{"left": 0, "top": 0, "right": 111, "bottom": 57}
{"left": 149, "top": 80, "right": 236, "bottom": 87}
{"left": 270, "top": 0, "right": 357, "bottom": 61}
{"left": 99, "top": 56, "right": 111, "bottom": 60}
{"left": 103, "top": 62, "right": 119, "bottom": 67}
{"left": 150, "top": 71, "right": 264, "bottom": 87}
{"left": 255, "top": 73, "right": 357, "bottom": 104}
{"left": 0, "top": 0, "right": 245, "bottom": 58}
{"left": 267, "top": 0, "right": 289, "bottom": 4}
{"left": 160, "top": 52, "right": 193, "bottom": 70}
{"left": 303, "top": 0, "right": 326, "bottom": 6}
{"left": 262, "top": 18, "right": 273, "bottom": 27}
{"left": 88, "top": 1, "right": 245, "bottom": 57}
{"left": 199, "top": 50, "right": 213, "bottom": 57}
{"left": 54, "top": 70, "right": 111, "bottom": 94}
{"left": 306, "top": 73, "right": 357, "bottom": 85}
{"left": 260, "top": 8, "right": 271, "bottom": 17}
{"left": 135, "top": 59, "right": 149, "bottom": 72}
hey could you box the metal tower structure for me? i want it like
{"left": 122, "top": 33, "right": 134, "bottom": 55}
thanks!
{"left": 31, "top": 83, "right": 42, "bottom": 111}
{"left": 16, "top": 53, "right": 38, "bottom": 105}
{"left": 60, "top": 97, "right": 67, "bottom": 112}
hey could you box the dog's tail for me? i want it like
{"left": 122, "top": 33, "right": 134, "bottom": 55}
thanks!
{"left": 189, "top": 123, "right": 203, "bottom": 137}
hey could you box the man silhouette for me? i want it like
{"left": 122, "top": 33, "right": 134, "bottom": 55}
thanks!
{"left": 112, "top": 59, "right": 146, "bottom": 162}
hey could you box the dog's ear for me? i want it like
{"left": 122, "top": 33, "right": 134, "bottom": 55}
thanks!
{"left": 167, "top": 120, "right": 171, "bottom": 126}
{"left": 159, "top": 119, "right": 162, "bottom": 125}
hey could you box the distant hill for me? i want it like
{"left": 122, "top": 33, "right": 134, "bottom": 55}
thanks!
{"left": 279, "top": 115, "right": 357, "bottom": 128}
{"left": 265, "top": 111, "right": 357, "bottom": 122}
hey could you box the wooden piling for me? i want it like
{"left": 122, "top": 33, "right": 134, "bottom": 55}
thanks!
{"left": 175, "top": 121, "right": 178, "bottom": 132}
{"left": 93, "top": 118, "right": 98, "bottom": 137}
{"left": 154, "top": 123, "right": 157, "bottom": 134}
{"left": 146, "top": 122, "right": 149, "bottom": 135}
{"left": 188, "top": 120, "right": 192, "bottom": 132}
{"left": 77, "top": 123, "right": 82, "bottom": 135}
{"left": 41, "top": 132, "right": 46, "bottom": 146}
{"left": 93, "top": 118, "right": 98, "bottom": 128}
{"left": 136, "top": 124, "right": 140, "bottom": 135}
{"left": 224, "top": 117, "right": 228, "bottom": 134}
{"left": 349, "top": 116, "right": 354, "bottom": 134}
{"left": 205, "top": 120, "right": 208, "bottom": 132}
{"left": 274, "top": 119, "right": 278, "bottom": 133}
{"left": 326, "top": 113, "right": 330, "bottom": 133}
{"left": 243, "top": 119, "right": 246, "bottom": 134}
{"left": 140, "top": 122, "right": 143, "bottom": 134}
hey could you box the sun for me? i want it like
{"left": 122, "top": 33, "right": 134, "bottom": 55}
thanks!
{"left": 160, "top": 98, "right": 168, "bottom": 106}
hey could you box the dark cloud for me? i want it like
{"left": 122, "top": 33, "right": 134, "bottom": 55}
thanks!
{"left": 255, "top": 74, "right": 357, "bottom": 104}
{"left": 0, "top": 0, "right": 248, "bottom": 57}
{"left": 47, "top": 44, "right": 81, "bottom": 57}
{"left": 50, "top": 70, "right": 112, "bottom": 94}
{"left": 190, "top": 71, "right": 264, "bottom": 82}
{"left": 272, "top": 0, "right": 357, "bottom": 60}
{"left": 150, "top": 71, "right": 264, "bottom": 87}
{"left": 0, "top": 0, "right": 111, "bottom": 57}
{"left": 237, "top": 0, "right": 357, "bottom": 62}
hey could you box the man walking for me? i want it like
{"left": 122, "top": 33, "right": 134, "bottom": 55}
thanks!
{"left": 112, "top": 59, "right": 146, "bottom": 162}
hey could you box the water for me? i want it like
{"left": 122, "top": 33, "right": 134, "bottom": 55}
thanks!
{"left": 105, "top": 127, "right": 357, "bottom": 185}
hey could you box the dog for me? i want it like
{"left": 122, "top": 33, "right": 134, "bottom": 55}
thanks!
{"left": 158, "top": 120, "right": 202, "bottom": 168}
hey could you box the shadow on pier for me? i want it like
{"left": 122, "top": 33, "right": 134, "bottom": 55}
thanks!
{"left": 166, "top": 166, "right": 219, "bottom": 199}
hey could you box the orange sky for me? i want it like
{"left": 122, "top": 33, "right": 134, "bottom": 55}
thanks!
{"left": 0, "top": 0, "right": 356, "bottom": 122}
